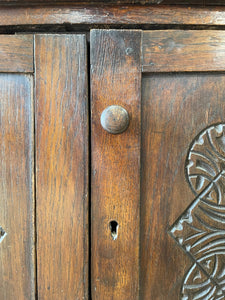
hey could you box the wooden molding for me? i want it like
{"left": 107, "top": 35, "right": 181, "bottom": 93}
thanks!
{"left": 0, "top": 0, "right": 163, "bottom": 5}
{"left": 1, "top": 6, "right": 225, "bottom": 26}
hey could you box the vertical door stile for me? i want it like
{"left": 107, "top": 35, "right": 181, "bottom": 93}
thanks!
{"left": 35, "top": 34, "right": 89, "bottom": 300}
{"left": 91, "top": 29, "right": 142, "bottom": 300}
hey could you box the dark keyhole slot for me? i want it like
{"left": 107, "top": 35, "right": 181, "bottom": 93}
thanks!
{"left": 109, "top": 220, "right": 119, "bottom": 240}
{"left": 0, "top": 226, "right": 6, "bottom": 243}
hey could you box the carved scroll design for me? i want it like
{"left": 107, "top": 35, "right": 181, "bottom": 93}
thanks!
{"left": 170, "top": 124, "right": 225, "bottom": 299}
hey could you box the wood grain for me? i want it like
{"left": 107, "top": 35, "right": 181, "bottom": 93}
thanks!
{"left": 0, "top": 74, "right": 35, "bottom": 299}
{"left": 35, "top": 34, "right": 89, "bottom": 300}
{"left": 142, "top": 30, "right": 225, "bottom": 72}
{"left": 161, "top": 0, "right": 205, "bottom": 4}
{"left": 91, "top": 29, "right": 141, "bottom": 300}
{"left": 1, "top": 0, "right": 225, "bottom": 5}
{"left": 0, "top": 35, "right": 33, "bottom": 73}
{"left": 140, "top": 73, "right": 225, "bottom": 299}
{"left": 0, "top": 0, "right": 162, "bottom": 5}
{"left": 2, "top": 6, "right": 225, "bottom": 26}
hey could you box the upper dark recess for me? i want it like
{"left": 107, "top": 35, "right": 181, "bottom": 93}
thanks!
{"left": 0, "top": 0, "right": 223, "bottom": 6}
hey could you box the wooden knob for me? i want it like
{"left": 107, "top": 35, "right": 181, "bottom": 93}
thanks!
{"left": 100, "top": 105, "right": 129, "bottom": 134}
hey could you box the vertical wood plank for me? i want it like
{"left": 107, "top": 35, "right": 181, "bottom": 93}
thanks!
{"left": 0, "top": 74, "right": 35, "bottom": 299}
{"left": 91, "top": 29, "right": 141, "bottom": 300}
{"left": 35, "top": 34, "right": 89, "bottom": 300}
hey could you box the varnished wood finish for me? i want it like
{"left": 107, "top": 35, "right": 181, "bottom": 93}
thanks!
{"left": 161, "top": 0, "right": 206, "bottom": 4}
{"left": 0, "top": 74, "right": 35, "bottom": 299}
{"left": 0, "top": 0, "right": 162, "bottom": 5}
{"left": 142, "top": 30, "right": 225, "bottom": 72}
{"left": 35, "top": 34, "right": 89, "bottom": 300}
{"left": 0, "top": 36, "right": 33, "bottom": 73}
{"left": 140, "top": 73, "right": 225, "bottom": 299}
{"left": 1, "top": 0, "right": 225, "bottom": 5}
{"left": 3, "top": 6, "right": 225, "bottom": 26}
{"left": 91, "top": 29, "right": 141, "bottom": 300}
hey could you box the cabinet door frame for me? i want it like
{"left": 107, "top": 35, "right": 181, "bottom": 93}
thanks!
{"left": 90, "top": 29, "right": 225, "bottom": 299}
{"left": 0, "top": 33, "right": 89, "bottom": 300}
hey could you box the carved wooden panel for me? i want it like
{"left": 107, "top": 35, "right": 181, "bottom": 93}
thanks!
{"left": 170, "top": 124, "right": 225, "bottom": 299}
{"left": 140, "top": 73, "right": 225, "bottom": 299}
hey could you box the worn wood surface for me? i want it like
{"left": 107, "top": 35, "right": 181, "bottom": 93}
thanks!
{"left": 35, "top": 34, "right": 89, "bottom": 300}
{"left": 0, "top": 36, "right": 33, "bottom": 73}
{"left": 0, "top": 0, "right": 162, "bottom": 5}
{"left": 0, "top": 74, "right": 35, "bottom": 299}
{"left": 162, "top": 0, "right": 225, "bottom": 4}
{"left": 1, "top": 0, "right": 225, "bottom": 5}
{"left": 161, "top": 0, "right": 205, "bottom": 4}
{"left": 2, "top": 6, "right": 225, "bottom": 26}
{"left": 91, "top": 29, "right": 141, "bottom": 300}
{"left": 142, "top": 30, "right": 225, "bottom": 72}
{"left": 140, "top": 73, "right": 225, "bottom": 299}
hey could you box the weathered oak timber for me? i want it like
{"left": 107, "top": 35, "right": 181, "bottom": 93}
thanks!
{"left": 35, "top": 34, "right": 89, "bottom": 300}
{"left": 142, "top": 30, "right": 225, "bottom": 72}
{"left": 0, "top": 74, "right": 35, "bottom": 300}
{"left": 0, "top": 35, "right": 33, "bottom": 73}
{"left": 91, "top": 29, "right": 141, "bottom": 300}
{"left": 2, "top": 6, "right": 225, "bottom": 26}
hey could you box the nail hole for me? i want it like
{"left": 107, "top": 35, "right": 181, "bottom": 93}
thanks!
{"left": 109, "top": 220, "right": 119, "bottom": 240}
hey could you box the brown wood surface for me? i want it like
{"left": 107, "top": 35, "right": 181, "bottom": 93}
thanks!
{"left": 1, "top": 0, "right": 225, "bottom": 5}
{"left": 91, "top": 29, "right": 141, "bottom": 300}
{"left": 162, "top": 0, "right": 225, "bottom": 4}
{"left": 0, "top": 35, "right": 33, "bottom": 73}
{"left": 2, "top": 6, "right": 225, "bottom": 26}
{"left": 161, "top": 0, "right": 205, "bottom": 4}
{"left": 140, "top": 73, "right": 225, "bottom": 299}
{"left": 0, "top": 74, "right": 35, "bottom": 299}
{"left": 0, "top": 0, "right": 162, "bottom": 5}
{"left": 35, "top": 34, "right": 89, "bottom": 300}
{"left": 142, "top": 30, "right": 225, "bottom": 72}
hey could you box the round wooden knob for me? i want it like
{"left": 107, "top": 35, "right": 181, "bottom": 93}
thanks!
{"left": 100, "top": 105, "right": 129, "bottom": 134}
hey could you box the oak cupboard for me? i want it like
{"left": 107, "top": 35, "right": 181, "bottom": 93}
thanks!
{"left": 1, "top": 3, "right": 225, "bottom": 300}
{"left": 0, "top": 34, "right": 88, "bottom": 299}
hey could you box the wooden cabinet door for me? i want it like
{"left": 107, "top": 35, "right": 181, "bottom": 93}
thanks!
{"left": 0, "top": 34, "right": 89, "bottom": 300}
{"left": 91, "top": 29, "right": 225, "bottom": 300}
{"left": 0, "top": 35, "right": 35, "bottom": 300}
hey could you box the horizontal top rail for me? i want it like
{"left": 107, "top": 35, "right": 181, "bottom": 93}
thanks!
{"left": 1, "top": 6, "right": 225, "bottom": 27}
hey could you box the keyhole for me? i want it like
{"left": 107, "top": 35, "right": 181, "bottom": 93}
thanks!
{"left": 109, "top": 220, "right": 119, "bottom": 240}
